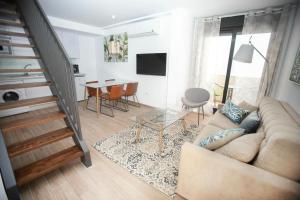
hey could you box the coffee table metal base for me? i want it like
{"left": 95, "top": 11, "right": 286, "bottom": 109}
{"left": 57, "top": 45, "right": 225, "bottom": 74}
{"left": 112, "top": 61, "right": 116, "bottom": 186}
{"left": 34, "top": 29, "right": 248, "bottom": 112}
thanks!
{"left": 135, "top": 119, "right": 187, "bottom": 153}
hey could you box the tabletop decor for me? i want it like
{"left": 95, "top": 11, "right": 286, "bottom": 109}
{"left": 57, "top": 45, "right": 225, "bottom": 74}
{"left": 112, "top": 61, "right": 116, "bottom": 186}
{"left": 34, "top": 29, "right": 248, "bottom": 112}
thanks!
{"left": 104, "top": 32, "right": 128, "bottom": 62}
{"left": 290, "top": 44, "right": 300, "bottom": 85}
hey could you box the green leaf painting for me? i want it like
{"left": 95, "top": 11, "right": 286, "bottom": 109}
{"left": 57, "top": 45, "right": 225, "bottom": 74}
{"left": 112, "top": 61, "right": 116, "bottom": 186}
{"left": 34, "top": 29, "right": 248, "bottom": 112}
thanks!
{"left": 104, "top": 32, "right": 128, "bottom": 62}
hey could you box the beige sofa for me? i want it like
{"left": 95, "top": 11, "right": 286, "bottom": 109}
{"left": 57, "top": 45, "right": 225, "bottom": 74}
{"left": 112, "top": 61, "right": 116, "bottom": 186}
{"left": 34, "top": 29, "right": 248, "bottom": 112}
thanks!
{"left": 176, "top": 97, "right": 300, "bottom": 200}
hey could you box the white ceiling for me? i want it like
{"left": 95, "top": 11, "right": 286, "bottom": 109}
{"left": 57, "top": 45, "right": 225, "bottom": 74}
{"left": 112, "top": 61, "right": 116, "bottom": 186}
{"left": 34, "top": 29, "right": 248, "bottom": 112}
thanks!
{"left": 38, "top": 0, "right": 297, "bottom": 28}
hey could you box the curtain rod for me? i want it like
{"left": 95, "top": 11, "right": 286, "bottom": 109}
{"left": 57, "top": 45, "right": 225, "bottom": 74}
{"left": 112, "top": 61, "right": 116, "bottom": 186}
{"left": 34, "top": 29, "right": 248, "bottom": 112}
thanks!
{"left": 202, "top": 3, "right": 297, "bottom": 21}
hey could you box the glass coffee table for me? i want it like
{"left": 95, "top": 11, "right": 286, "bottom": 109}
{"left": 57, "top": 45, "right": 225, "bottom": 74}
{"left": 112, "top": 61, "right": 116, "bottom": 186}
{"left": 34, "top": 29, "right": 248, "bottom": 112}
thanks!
{"left": 131, "top": 109, "right": 190, "bottom": 153}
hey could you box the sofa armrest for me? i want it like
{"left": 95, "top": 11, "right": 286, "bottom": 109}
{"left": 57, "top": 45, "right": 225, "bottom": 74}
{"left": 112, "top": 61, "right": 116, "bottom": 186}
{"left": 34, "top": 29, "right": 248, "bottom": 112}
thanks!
{"left": 176, "top": 142, "right": 300, "bottom": 200}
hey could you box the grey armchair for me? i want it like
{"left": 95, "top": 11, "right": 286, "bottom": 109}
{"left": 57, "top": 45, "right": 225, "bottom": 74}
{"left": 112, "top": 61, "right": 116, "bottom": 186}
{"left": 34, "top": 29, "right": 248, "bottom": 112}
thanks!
{"left": 181, "top": 88, "right": 210, "bottom": 125}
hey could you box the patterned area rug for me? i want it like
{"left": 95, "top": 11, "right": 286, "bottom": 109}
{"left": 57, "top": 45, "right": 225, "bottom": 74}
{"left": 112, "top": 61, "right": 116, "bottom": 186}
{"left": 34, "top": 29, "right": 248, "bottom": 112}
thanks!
{"left": 93, "top": 121, "right": 203, "bottom": 197}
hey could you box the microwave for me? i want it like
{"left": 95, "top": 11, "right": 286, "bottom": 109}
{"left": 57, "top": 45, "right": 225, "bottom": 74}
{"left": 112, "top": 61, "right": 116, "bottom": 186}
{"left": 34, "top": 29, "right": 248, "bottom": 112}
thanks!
{"left": 73, "top": 64, "right": 79, "bottom": 74}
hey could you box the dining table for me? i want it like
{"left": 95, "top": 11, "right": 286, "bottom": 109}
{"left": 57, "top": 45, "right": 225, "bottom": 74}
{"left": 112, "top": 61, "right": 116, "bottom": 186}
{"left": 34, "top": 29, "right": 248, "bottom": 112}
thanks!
{"left": 81, "top": 79, "right": 135, "bottom": 117}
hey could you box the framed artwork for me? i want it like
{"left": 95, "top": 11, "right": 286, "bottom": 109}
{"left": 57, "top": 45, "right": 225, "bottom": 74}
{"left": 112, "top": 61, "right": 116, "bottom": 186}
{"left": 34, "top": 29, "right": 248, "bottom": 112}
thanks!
{"left": 290, "top": 43, "right": 300, "bottom": 85}
{"left": 104, "top": 32, "right": 128, "bottom": 62}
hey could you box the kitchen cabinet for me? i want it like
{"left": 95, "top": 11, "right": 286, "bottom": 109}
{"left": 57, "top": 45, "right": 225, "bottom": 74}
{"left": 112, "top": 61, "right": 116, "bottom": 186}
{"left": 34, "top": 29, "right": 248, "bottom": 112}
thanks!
{"left": 55, "top": 29, "right": 80, "bottom": 58}
{"left": 74, "top": 76, "right": 86, "bottom": 101}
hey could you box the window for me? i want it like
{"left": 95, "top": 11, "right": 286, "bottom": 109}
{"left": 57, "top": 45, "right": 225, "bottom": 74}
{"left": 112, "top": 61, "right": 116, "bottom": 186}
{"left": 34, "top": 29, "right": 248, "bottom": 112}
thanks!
{"left": 213, "top": 16, "right": 271, "bottom": 106}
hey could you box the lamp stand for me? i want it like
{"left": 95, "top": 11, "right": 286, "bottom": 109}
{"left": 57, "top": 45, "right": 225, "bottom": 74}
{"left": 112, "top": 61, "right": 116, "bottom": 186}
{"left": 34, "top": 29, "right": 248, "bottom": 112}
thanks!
{"left": 249, "top": 38, "right": 270, "bottom": 94}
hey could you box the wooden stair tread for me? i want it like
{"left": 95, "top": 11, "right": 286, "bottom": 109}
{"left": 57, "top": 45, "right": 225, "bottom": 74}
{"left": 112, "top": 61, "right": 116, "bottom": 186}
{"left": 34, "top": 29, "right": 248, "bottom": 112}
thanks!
{"left": 15, "top": 146, "right": 83, "bottom": 186}
{"left": 0, "top": 81, "right": 51, "bottom": 90}
{"left": 0, "top": 55, "right": 40, "bottom": 59}
{"left": 0, "top": 8, "right": 19, "bottom": 17}
{"left": 0, "top": 96, "right": 58, "bottom": 110}
{"left": 8, "top": 128, "right": 74, "bottom": 157}
{"left": 0, "top": 1, "right": 16, "bottom": 10}
{"left": 0, "top": 30, "right": 29, "bottom": 37}
{"left": 0, "top": 41, "right": 34, "bottom": 48}
{"left": 0, "top": 111, "right": 66, "bottom": 133}
{"left": 0, "top": 68, "right": 44, "bottom": 73}
{"left": 0, "top": 19, "right": 25, "bottom": 27}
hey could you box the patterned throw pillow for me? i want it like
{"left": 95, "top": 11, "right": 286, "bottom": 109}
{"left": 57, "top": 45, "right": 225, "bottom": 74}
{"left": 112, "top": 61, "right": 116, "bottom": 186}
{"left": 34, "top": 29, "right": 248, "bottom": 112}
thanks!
{"left": 220, "top": 100, "right": 249, "bottom": 124}
{"left": 239, "top": 111, "right": 261, "bottom": 133}
{"left": 198, "top": 128, "right": 245, "bottom": 150}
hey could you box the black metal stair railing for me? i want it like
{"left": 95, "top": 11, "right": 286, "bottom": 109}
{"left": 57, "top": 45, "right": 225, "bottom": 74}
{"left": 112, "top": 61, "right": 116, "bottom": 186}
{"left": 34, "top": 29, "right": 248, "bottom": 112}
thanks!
{"left": 15, "top": 0, "right": 91, "bottom": 166}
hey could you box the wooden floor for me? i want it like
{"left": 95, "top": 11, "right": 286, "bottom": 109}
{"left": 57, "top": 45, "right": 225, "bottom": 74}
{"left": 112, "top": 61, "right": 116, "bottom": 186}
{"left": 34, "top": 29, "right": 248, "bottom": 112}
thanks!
{"left": 2, "top": 100, "right": 209, "bottom": 200}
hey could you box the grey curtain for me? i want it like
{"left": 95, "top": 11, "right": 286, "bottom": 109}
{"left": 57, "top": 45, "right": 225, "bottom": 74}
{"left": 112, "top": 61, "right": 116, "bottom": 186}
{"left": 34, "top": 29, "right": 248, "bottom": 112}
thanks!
{"left": 242, "top": 4, "right": 298, "bottom": 103}
{"left": 190, "top": 17, "right": 221, "bottom": 112}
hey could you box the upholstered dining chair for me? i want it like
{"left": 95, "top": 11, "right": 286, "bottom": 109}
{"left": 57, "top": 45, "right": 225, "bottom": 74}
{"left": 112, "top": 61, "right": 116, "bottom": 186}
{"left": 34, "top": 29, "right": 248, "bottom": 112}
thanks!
{"left": 85, "top": 80, "right": 102, "bottom": 112}
{"left": 105, "top": 79, "right": 115, "bottom": 93}
{"left": 122, "top": 82, "right": 140, "bottom": 109}
{"left": 100, "top": 84, "right": 127, "bottom": 117}
{"left": 181, "top": 88, "right": 210, "bottom": 125}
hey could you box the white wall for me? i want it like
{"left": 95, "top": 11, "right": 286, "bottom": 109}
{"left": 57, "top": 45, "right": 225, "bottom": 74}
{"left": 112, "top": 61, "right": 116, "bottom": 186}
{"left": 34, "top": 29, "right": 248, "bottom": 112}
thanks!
{"left": 166, "top": 9, "right": 194, "bottom": 110}
{"left": 99, "top": 10, "right": 194, "bottom": 109}
{"left": 49, "top": 16, "right": 104, "bottom": 35}
{"left": 273, "top": 3, "right": 300, "bottom": 114}
{"left": 99, "top": 16, "right": 172, "bottom": 108}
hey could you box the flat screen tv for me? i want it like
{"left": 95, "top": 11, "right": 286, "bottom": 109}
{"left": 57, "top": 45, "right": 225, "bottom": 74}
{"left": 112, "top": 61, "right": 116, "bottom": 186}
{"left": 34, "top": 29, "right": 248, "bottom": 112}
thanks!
{"left": 136, "top": 53, "right": 167, "bottom": 76}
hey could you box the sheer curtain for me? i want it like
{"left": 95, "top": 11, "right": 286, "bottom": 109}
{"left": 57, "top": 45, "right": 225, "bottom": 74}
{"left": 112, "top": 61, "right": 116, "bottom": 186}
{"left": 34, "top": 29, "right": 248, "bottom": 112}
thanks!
{"left": 190, "top": 17, "right": 221, "bottom": 112}
{"left": 242, "top": 4, "right": 297, "bottom": 103}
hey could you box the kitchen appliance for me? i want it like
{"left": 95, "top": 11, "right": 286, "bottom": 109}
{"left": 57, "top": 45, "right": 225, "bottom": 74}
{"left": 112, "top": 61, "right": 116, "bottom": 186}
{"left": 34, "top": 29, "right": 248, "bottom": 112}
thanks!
{"left": 73, "top": 64, "right": 79, "bottom": 74}
{"left": 0, "top": 36, "right": 12, "bottom": 55}
{"left": 0, "top": 81, "right": 29, "bottom": 117}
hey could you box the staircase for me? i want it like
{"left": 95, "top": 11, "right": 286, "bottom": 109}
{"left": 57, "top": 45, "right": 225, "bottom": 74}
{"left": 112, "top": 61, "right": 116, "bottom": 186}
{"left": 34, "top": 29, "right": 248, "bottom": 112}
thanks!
{"left": 0, "top": 0, "right": 91, "bottom": 199}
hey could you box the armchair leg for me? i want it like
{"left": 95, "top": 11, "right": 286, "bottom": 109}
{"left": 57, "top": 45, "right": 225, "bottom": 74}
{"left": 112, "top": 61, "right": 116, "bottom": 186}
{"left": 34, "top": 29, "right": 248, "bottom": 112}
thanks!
{"left": 197, "top": 107, "right": 200, "bottom": 126}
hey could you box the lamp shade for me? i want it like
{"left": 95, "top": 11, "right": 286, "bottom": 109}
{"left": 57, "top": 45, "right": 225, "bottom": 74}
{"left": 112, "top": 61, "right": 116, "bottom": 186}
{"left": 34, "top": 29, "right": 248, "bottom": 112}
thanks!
{"left": 233, "top": 44, "right": 254, "bottom": 63}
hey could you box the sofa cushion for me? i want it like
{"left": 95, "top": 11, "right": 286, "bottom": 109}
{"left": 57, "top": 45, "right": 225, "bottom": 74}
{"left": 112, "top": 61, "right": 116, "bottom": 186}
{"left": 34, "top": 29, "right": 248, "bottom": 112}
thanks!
{"left": 239, "top": 111, "right": 261, "bottom": 133}
{"left": 255, "top": 132, "right": 300, "bottom": 181}
{"left": 254, "top": 97, "right": 300, "bottom": 181}
{"left": 197, "top": 128, "right": 245, "bottom": 150}
{"left": 220, "top": 101, "right": 249, "bottom": 124}
{"left": 281, "top": 102, "right": 300, "bottom": 127}
{"left": 238, "top": 101, "right": 258, "bottom": 112}
{"left": 216, "top": 132, "right": 264, "bottom": 163}
{"left": 208, "top": 111, "right": 238, "bottom": 130}
{"left": 193, "top": 125, "right": 223, "bottom": 145}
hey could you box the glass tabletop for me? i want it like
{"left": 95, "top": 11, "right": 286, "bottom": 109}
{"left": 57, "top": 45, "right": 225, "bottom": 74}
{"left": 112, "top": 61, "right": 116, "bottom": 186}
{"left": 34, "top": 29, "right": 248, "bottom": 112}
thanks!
{"left": 81, "top": 79, "right": 135, "bottom": 88}
{"left": 131, "top": 108, "right": 190, "bottom": 131}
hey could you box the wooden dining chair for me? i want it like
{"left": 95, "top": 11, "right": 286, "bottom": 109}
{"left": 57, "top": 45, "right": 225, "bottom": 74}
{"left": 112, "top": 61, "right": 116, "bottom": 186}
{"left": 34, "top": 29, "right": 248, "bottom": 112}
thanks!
{"left": 122, "top": 82, "right": 140, "bottom": 109}
{"left": 84, "top": 81, "right": 102, "bottom": 116}
{"left": 100, "top": 84, "right": 127, "bottom": 117}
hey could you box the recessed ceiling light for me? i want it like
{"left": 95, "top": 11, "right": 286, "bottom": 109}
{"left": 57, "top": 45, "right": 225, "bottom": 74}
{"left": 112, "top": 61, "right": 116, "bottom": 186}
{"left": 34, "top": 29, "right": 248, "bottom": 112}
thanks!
{"left": 112, "top": 15, "right": 116, "bottom": 20}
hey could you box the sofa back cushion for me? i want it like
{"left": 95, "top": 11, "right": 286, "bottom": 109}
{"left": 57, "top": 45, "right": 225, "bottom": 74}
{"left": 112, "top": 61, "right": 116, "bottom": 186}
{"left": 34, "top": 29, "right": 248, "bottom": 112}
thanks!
{"left": 281, "top": 101, "right": 300, "bottom": 127}
{"left": 254, "top": 97, "right": 300, "bottom": 181}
